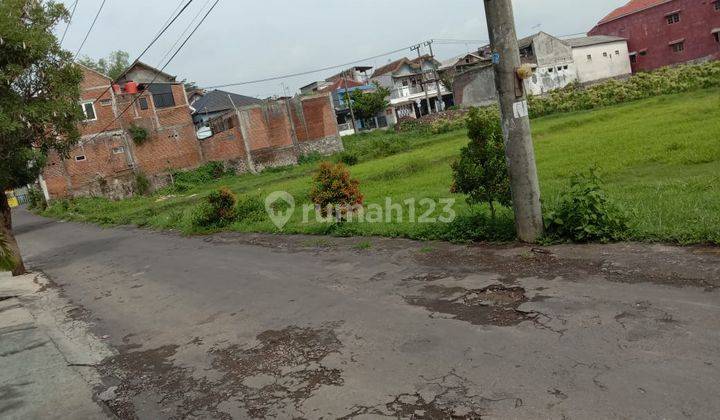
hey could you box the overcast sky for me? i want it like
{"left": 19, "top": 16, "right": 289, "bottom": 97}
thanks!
{"left": 57, "top": 0, "right": 627, "bottom": 98}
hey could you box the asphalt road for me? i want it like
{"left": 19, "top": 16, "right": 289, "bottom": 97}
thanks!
{"left": 13, "top": 208, "right": 720, "bottom": 419}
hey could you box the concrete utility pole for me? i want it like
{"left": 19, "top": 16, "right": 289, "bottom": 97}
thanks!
{"left": 342, "top": 70, "right": 358, "bottom": 134}
{"left": 425, "top": 40, "right": 444, "bottom": 112}
{"left": 482, "top": 0, "right": 544, "bottom": 242}
{"left": 411, "top": 44, "right": 433, "bottom": 115}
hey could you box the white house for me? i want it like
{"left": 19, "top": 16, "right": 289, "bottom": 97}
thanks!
{"left": 370, "top": 55, "right": 452, "bottom": 122}
{"left": 564, "top": 35, "right": 632, "bottom": 84}
{"left": 516, "top": 32, "right": 579, "bottom": 96}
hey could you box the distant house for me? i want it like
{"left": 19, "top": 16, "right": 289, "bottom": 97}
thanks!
{"left": 370, "top": 55, "right": 452, "bottom": 121}
{"left": 315, "top": 78, "right": 379, "bottom": 135}
{"left": 564, "top": 36, "right": 632, "bottom": 83}
{"left": 589, "top": 0, "right": 720, "bottom": 72}
{"left": 515, "top": 32, "right": 579, "bottom": 95}
{"left": 191, "top": 89, "right": 262, "bottom": 127}
{"left": 325, "top": 66, "right": 372, "bottom": 84}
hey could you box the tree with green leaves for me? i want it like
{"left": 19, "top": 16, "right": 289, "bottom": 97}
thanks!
{"left": 345, "top": 85, "right": 390, "bottom": 121}
{"left": 77, "top": 50, "right": 130, "bottom": 80}
{"left": 1, "top": 0, "right": 84, "bottom": 275}
{"left": 450, "top": 107, "right": 511, "bottom": 218}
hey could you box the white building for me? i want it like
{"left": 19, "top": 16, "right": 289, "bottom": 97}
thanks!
{"left": 516, "top": 32, "right": 579, "bottom": 96}
{"left": 370, "top": 55, "right": 452, "bottom": 122}
{"left": 564, "top": 36, "right": 632, "bottom": 84}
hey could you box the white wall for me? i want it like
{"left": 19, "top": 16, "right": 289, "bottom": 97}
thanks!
{"left": 572, "top": 41, "right": 632, "bottom": 84}
{"left": 524, "top": 63, "right": 578, "bottom": 96}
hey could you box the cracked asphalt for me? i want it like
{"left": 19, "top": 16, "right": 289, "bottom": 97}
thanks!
{"left": 12, "top": 208, "right": 720, "bottom": 419}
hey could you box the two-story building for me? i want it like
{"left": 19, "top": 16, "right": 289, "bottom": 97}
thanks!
{"left": 370, "top": 55, "right": 452, "bottom": 121}
{"left": 40, "top": 62, "right": 201, "bottom": 200}
{"left": 589, "top": 0, "right": 720, "bottom": 72}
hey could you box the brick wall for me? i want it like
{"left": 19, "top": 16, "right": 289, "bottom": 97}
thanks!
{"left": 42, "top": 73, "right": 341, "bottom": 200}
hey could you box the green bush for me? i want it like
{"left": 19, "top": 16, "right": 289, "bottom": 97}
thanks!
{"left": 27, "top": 187, "right": 47, "bottom": 211}
{"left": 545, "top": 169, "right": 631, "bottom": 243}
{"left": 297, "top": 152, "right": 323, "bottom": 165}
{"left": 169, "top": 161, "right": 230, "bottom": 192}
{"left": 337, "top": 151, "right": 359, "bottom": 166}
{"left": 128, "top": 124, "right": 149, "bottom": 146}
{"left": 191, "top": 187, "right": 237, "bottom": 228}
{"left": 236, "top": 195, "right": 266, "bottom": 222}
{"left": 134, "top": 172, "right": 151, "bottom": 196}
{"left": 309, "top": 162, "right": 363, "bottom": 219}
{"left": 528, "top": 61, "right": 720, "bottom": 117}
{"left": 450, "top": 107, "right": 511, "bottom": 217}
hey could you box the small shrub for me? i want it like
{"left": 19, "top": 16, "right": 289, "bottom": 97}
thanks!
{"left": 545, "top": 169, "right": 630, "bottom": 243}
{"left": 191, "top": 187, "right": 237, "bottom": 228}
{"left": 27, "top": 187, "right": 47, "bottom": 211}
{"left": 235, "top": 195, "right": 266, "bottom": 222}
{"left": 134, "top": 172, "right": 151, "bottom": 196}
{"left": 128, "top": 124, "right": 149, "bottom": 145}
{"left": 450, "top": 107, "right": 511, "bottom": 217}
{"left": 298, "top": 152, "right": 323, "bottom": 165}
{"left": 337, "top": 151, "right": 359, "bottom": 166}
{"left": 170, "top": 161, "right": 230, "bottom": 192}
{"left": 309, "top": 162, "right": 364, "bottom": 219}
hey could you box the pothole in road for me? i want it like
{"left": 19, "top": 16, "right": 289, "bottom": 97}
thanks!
{"left": 405, "top": 284, "right": 536, "bottom": 327}
{"left": 98, "top": 324, "right": 343, "bottom": 419}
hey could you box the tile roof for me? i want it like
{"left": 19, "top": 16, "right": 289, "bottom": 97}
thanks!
{"left": 191, "top": 89, "right": 262, "bottom": 115}
{"left": 317, "top": 78, "right": 365, "bottom": 93}
{"left": 597, "top": 0, "right": 673, "bottom": 25}
{"left": 564, "top": 35, "right": 627, "bottom": 48}
{"left": 371, "top": 57, "right": 412, "bottom": 78}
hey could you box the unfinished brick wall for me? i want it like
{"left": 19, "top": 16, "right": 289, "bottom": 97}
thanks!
{"left": 41, "top": 71, "right": 341, "bottom": 200}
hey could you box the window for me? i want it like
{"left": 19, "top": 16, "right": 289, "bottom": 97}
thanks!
{"left": 603, "top": 52, "right": 608, "bottom": 57}
{"left": 615, "top": 50, "right": 620, "bottom": 55}
{"left": 586, "top": 54, "right": 592, "bottom": 61}
{"left": 670, "top": 41, "right": 685, "bottom": 53}
{"left": 639, "top": 50, "right": 648, "bottom": 56}
{"left": 548, "top": 67, "right": 554, "bottom": 73}
{"left": 112, "top": 146, "right": 125, "bottom": 155}
{"left": 563, "top": 65, "right": 568, "bottom": 70}
{"left": 630, "top": 54, "right": 638, "bottom": 64}
{"left": 715, "top": 1, "right": 720, "bottom": 11}
{"left": 557, "top": 66, "right": 562, "bottom": 71}
{"left": 666, "top": 12, "right": 680, "bottom": 24}
{"left": 139, "top": 97, "right": 149, "bottom": 110}
{"left": 715, "top": 32, "right": 720, "bottom": 43}
{"left": 75, "top": 155, "right": 86, "bottom": 162}
{"left": 147, "top": 84, "right": 175, "bottom": 109}
{"left": 80, "top": 101, "right": 96, "bottom": 121}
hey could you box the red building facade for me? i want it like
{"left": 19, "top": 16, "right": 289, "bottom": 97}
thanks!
{"left": 589, "top": 0, "right": 720, "bottom": 72}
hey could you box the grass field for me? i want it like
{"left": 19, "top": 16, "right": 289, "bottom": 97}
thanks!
{"left": 43, "top": 87, "right": 720, "bottom": 244}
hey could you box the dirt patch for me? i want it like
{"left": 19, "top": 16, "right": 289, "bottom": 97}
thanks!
{"left": 405, "top": 284, "right": 535, "bottom": 327}
{"left": 98, "top": 325, "right": 343, "bottom": 419}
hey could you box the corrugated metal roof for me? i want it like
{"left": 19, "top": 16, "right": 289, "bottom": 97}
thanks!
{"left": 564, "top": 35, "right": 627, "bottom": 48}
{"left": 191, "top": 90, "right": 262, "bottom": 115}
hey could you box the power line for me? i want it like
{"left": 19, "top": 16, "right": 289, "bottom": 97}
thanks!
{"left": 59, "top": 0, "right": 79, "bottom": 46}
{"left": 90, "top": 0, "right": 195, "bottom": 104}
{"left": 205, "top": 44, "right": 417, "bottom": 89}
{"left": 157, "top": 0, "right": 212, "bottom": 66}
{"left": 88, "top": 0, "right": 220, "bottom": 143}
{"left": 73, "top": 0, "right": 108, "bottom": 60}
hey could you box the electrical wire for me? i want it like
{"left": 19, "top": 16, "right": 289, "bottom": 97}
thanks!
{"left": 87, "top": 0, "right": 220, "bottom": 143}
{"left": 59, "top": 0, "right": 79, "bottom": 46}
{"left": 90, "top": 0, "right": 195, "bottom": 104}
{"left": 156, "top": 0, "right": 212, "bottom": 66}
{"left": 73, "top": 0, "right": 108, "bottom": 60}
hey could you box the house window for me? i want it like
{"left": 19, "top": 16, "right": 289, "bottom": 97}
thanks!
{"left": 603, "top": 52, "right": 608, "bottom": 57}
{"left": 139, "top": 97, "right": 149, "bottom": 110}
{"left": 80, "top": 101, "right": 96, "bottom": 121}
{"left": 630, "top": 54, "right": 638, "bottom": 63}
{"left": 670, "top": 41, "right": 685, "bottom": 53}
{"left": 639, "top": 50, "right": 648, "bottom": 56}
{"left": 548, "top": 67, "right": 554, "bottom": 73}
{"left": 147, "top": 84, "right": 176, "bottom": 109}
{"left": 715, "top": 1, "right": 720, "bottom": 11}
{"left": 666, "top": 12, "right": 680, "bottom": 24}
{"left": 615, "top": 50, "right": 620, "bottom": 55}
{"left": 563, "top": 65, "right": 568, "bottom": 70}
{"left": 75, "top": 155, "right": 86, "bottom": 162}
{"left": 112, "top": 146, "right": 125, "bottom": 155}
{"left": 715, "top": 32, "right": 720, "bottom": 43}
{"left": 586, "top": 54, "right": 592, "bottom": 61}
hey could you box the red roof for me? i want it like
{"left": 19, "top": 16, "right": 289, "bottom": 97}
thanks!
{"left": 317, "top": 78, "right": 364, "bottom": 93}
{"left": 597, "top": 0, "right": 673, "bottom": 25}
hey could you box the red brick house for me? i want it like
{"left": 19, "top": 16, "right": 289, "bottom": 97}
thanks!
{"left": 589, "top": 0, "right": 720, "bottom": 72}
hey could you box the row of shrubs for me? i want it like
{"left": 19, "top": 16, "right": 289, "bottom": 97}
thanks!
{"left": 528, "top": 61, "right": 720, "bottom": 117}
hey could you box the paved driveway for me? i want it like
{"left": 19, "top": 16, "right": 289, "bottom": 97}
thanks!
{"left": 13, "top": 209, "right": 720, "bottom": 419}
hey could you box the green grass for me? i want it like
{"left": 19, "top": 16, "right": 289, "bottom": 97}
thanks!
{"left": 43, "top": 88, "right": 720, "bottom": 244}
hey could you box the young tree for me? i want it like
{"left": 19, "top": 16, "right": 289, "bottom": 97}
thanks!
{"left": 77, "top": 50, "right": 130, "bottom": 80}
{"left": 450, "top": 107, "right": 511, "bottom": 217}
{"left": 0, "top": 0, "right": 84, "bottom": 275}
{"left": 346, "top": 85, "right": 390, "bottom": 121}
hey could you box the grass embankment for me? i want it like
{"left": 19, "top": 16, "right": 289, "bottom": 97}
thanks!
{"left": 43, "top": 88, "right": 720, "bottom": 244}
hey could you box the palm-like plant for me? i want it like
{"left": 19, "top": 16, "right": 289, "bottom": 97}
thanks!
{"left": 0, "top": 231, "right": 14, "bottom": 271}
